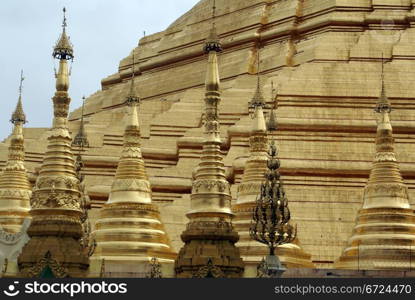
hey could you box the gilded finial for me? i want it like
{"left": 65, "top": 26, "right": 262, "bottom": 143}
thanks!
{"left": 11, "top": 70, "right": 27, "bottom": 124}
{"left": 126, "top": 51, "right": 140, "bottom": 106}
{"left": 204, "top": 0, "right": 222, "bottom": 53}
{"left": 375, "top": 54, "right": 391, "bottom": 114}
{"left": 53, "top": 7, "right": 74, "bottom": 60}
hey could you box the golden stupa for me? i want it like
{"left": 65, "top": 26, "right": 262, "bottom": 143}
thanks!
{"left": 18, "top": 9, "right": 89, "bottom": 278}
{"left": 0, "top": 72, "right": 31, "bottom": 234}
{"left": 174, "top": 13, "right": 244, "bottom": 278}
{"left": 335, "top": 60, "right": 415, "bottom": 270}
{"left": 0, "top": 73, "right": 32, "bottom": 277}
{"left": 91, "top": 58, "right": 176, "bottom": 277}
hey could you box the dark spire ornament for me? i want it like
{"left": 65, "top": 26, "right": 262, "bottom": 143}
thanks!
{"left": 249, "top": 115, "right": 297, "bottom": 277}
{"left": 249, "top": 142, "right": 297, "bottom": 256}
{"left": 72, "top": 96, "right": 89, "bottom": 150}
{"left": 248, "top": 46, "right": 266, "bottom": 114}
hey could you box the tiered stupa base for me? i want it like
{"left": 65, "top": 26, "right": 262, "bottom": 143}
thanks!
{"left": 335, "top": 207, "right": 415, "bottom": 270}
{"left": 92, "top": 202, "right": 176, "bottom": 277}
{"left": 18, "top": 213, "right": 89, "bottom": 278}
{"left": 175, "top": 221, "right": 244, "bottom": 278}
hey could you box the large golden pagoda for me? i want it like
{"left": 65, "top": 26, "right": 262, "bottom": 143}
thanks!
{"left": 91, "top": 57, "right": 176, "bottom": 277}
{"left": 18, "top": 9, "right": 89, "bottom": 278}
{"left": 174, "top": 8, "right": 244, "bottom": 278}
{"left": 334, "top": 60, "right": 415, "bottom": 270}
{"left": 233, "top": 71, "right": 314, "bottom": 275}
{"left": 0, "top": 72, "right": 31, "bottom": 234}
{"left": 2, "top": 0, "right": 415, "bottom": 273}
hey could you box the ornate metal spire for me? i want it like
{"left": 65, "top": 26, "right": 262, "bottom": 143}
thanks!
{"left": 72, "top": 97, "right": 89, "bottom": 149}
{"left": 52, "top": 7, "right": 74, "bottom": 61}
{"left": 11, "top": 70, "right": 27, "bottom": 125}
{"left": 249, "top": 141, "right": 297, "bottom": 256}
{"left": 267, "top": 82, "right": 278, "bottom": 132}
{"left": 249, "top": 47, "right": 266, "bottom": 112}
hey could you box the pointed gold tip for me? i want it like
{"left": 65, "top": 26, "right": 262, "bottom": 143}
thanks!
{"left": 126, "top": 51, "right": 140, "bottom": 105}
{"left": 375, "top": 57, "right": 391, "bottom": 114}
{"left": 11, "top": 70, "right": 27, "bottom": 124}
{"left": 72, "top": 96, "right": 89, "bottom": 149}
{"left": 248, "top": 48, "right": 266, "bottom": 111}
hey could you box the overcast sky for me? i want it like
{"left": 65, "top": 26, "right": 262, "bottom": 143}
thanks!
{"left": 0, "top": 0, "right": 199, "bottom": 140}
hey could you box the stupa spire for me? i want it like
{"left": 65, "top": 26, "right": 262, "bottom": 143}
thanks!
{"left": 11, "top": 71, "right": 27, "bottom": 125}
{"left": 175, "top": 0, "right": 244, "bottom": 278}
{"left": 91, "top": 54, "right": 175, "bottom": 276}
{"left": 18, "top": 8, "right": 89, "bottom": 278}
{"left": 267, "top": 82, "right": 278, "bottom": 132}
{"left": 249, "top": 48, "right": 265, "bottom": 111}
{"left": 72, "top": 97, "right": 89, "bottom": 149}
{"left": 335, "top": 58, "right": 415, "bottom": 270}
{"left": 0, "top": 71, "right": 31, "bottom": 234}
{"left": 126, "top": 51, "right": 140, "bottom": 106}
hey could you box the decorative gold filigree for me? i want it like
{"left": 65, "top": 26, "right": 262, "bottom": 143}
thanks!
{"left": 375, "top": 152, "right": 396, "bottom": 162}
{"left": 250, "top": 135, "right": 268, "bottom": 152}
{"left": 36, "top": 176, "right": 79, "bottom": 190}
{"left": 193, "top": 258, "right": 225, "bottom": 278}
{"left": 111, "top": 178, "right": 150, "bottom": 192}
{"left": 31, "top": 191, "right": 80, "bottom": 210}
{"left": 365, "top": 183, "right": 408, "bottom": 199}
{"left": 192, "top": 179, "right": 229, "bottom": 193}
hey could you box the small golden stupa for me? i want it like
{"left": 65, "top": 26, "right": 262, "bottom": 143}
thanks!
{"left": 335, "top": 59, "right": 415, "bottom": 270}
{"left": 0, "top": 71, "right": 31, "bottom": 234}
{"left": 175, "top": 5, "right": 244, "bottom": 278}
{"left": 91, "top": 54, "right": 176, "bottom": 277}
